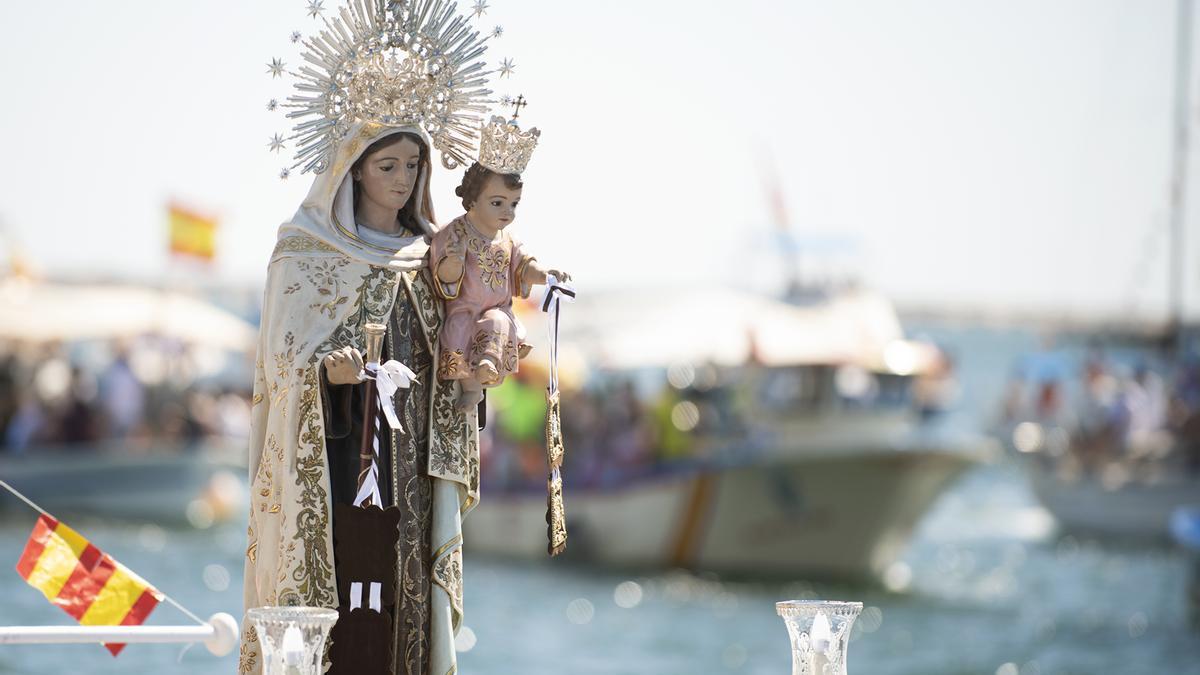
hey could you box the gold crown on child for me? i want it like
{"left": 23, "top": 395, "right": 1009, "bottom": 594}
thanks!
{"left": 478, "top": 115, "right": 540, "bottom": 175}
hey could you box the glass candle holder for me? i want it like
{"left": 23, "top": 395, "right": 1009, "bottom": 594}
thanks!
{"left": 776, "top": 600, "right": 863, "bottom": 675}
{"left": 247, "top": 606, "right": 339, "bottom": 675}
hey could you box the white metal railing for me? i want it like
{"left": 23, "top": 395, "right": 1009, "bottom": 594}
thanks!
{"left": 0, "top": 612, "right": 239, "bottom": 656}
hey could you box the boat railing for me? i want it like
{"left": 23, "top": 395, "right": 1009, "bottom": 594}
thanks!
{"left": 0, "top": 612, "right": 240, "bottom": 655}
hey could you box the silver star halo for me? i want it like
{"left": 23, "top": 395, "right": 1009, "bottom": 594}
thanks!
{"left": 278, "top": 0, "right": 498, "bottom": 174}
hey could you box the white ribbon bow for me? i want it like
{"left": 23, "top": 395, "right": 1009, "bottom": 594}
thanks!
{"left": 360, "top": 359, "right": 419, "bottom": 433}
{"left": 541, "top": 275, "right": 577, "bottom": 312}
{"left": 352, "top": 359, "right": 418, "bottom": 508}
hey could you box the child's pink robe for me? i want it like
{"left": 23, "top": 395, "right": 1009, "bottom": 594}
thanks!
{"left": 430, "top": 216, "right": 536, "bottom": 382}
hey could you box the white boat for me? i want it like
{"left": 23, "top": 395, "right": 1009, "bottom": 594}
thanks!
{"left": 466, "top": 287, "right": 997, "bottom": 580}
{"left": 1023, "top": 465, "right": 1200, "bottom": 541}
{"left": 992, "top": 0, "right": 1200, "bottom": 545}
{"left": 0, "top": 439, "right": 247, "bottom": 525}
{"left": 1001, "top": 423, "right": 1200, "bottom": 541}
{"left": 468, "top": 430, "right": 990, "bottom": 580}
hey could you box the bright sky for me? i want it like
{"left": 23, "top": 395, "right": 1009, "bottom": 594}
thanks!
{"left": 0, "top": 0, "right": 1194, "bottom": 320}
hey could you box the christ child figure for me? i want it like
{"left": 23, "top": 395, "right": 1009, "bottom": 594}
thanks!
{"left": 430, "top": 163, "right": 569, "bottom": 410}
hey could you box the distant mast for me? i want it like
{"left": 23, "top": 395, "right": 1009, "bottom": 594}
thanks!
{"left": 1169, "top": 0, "right": 1193, "bottom": 347}
{"left": 761, "top": 156, "right": 802, "bottom": 296}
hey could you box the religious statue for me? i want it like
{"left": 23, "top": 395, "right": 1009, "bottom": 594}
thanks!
{"left": 431, "top": 109, "right": 570, "bottom": 411}
{"left": 240, "top": 1, "right": 514, "bottom": 673}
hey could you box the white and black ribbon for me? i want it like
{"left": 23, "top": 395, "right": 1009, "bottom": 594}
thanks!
{"left": 352, "top": 359, "right": 418, "bottom": 508}
{"left": 540, "top": 275, "right": 576, "bottom": 396}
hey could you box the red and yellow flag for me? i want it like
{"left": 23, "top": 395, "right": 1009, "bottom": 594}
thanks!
{"left": 15, "top": 514, "right": 163, "bottom": 656}
{"left": 168, "top": 202, "right": 218, "bottom": 261}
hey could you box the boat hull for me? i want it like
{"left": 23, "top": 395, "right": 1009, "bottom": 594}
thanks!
{"left": 465, "top": 443, "right": 985, "bottom": 580}
{"left": 1023, "top": 460, "right": 1200, "bottom": 541}
{"left": 0, "top": 441, "right": 247, "bottom": 525}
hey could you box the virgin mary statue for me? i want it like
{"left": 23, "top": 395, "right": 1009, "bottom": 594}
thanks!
{"left": 239, "top": 120, "right": 479, "bottom": 675}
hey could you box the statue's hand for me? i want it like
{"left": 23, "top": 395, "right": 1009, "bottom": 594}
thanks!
{"left": 323, "top": 346, "right": 364, "bottom": 386}
{"left": 546, "top": 269, "right": 572, "bottom": 283}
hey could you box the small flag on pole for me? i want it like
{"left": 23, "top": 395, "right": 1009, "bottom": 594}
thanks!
{"left": 168, "top": 202, "right": 218, "bottom": 261}
{"left": 15, "top": 514, "right": 163, "bottom": 656}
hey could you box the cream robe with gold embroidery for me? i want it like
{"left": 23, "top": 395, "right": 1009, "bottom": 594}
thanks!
{"left": 240, "top": 122, "right": 479, "bottom": 675}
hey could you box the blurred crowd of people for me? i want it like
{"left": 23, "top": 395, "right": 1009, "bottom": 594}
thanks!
{"left": 1000, "top": 344, "right": 1200, "bottom": 473}
{"left": 0, "top": 339, "right": 251, "bottom": 453}
{"left": 481, "top": 357, "right": 945, "bottom": 492}
{"left": 481, "top": 369, "right": 705, "bottom": 492}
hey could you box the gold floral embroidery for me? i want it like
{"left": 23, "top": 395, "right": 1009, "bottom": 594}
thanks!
{"left": 429, "top": 377, "right": 468, "bottom": 480}
{"left": 298, "top": 258, "right": 352, "bottom": 319}
{"left": 469, "top": 329, "right": 503, "bottom": 361}
{"left": 546, "top": 392, "right": 564, "bottom": 469}
{"left": 238, "top": 624, "right": 259, "bottom": 674}
{"left": 269, "top": 264, "right": 397, "bottom": 613}
{"left": 354, "top": 265, "right": 399, "bottom": 325}
{"left": 463, "top": 224, "right": 511, "bottom": 291}
{"left": 477, "top": 246, "right": 510, "bottom": 290}
{"left": 269, "top": 434, "right": 284, "bottom": 463}
{"left": 438, "top": 349, "right": 466, "bottom": 380}
{"left": 290, "top": 366, "right": 335, "bottom": 607}
{"left": 271, "top": 332, "right": 310, "bottom": 422}
{"left": 546, "top": 391, "right": 567, "bottom": 555}
{"left": 384, "top": 277, "right": 435, "bottom": 673}
{"left": 411, "top": 259, "right": 478, "bottom": 491}
{"left": 469, "top": 440, "right": 480, "bottom": 502}
{"left": 253, "top": 443, "right": 279, "bottom": 515}
{"left": 328, "top": 127, "right": 382, "bottom": 191}
{"left": 405, "top": 269, "right": 442, "bottom": 351}
{"left": 547, "top": 474, "right": 567, "bottom": 556}
{"left": 394, "top": 474, "right": 433, "bottom": 670}
{"left": 432, "top": 546, "right": 464, "bottom": 617}
{"left": 502, "top": 339, "right": 518, "bottom": 372}
{"left": 272, "top": 234, "right": 340, "bottom": 257}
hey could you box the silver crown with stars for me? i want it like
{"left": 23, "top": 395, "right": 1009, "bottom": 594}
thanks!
{"left": 477, "top": 115, "right": 540, "bottom": 175}
{"left": 266, "top": 0, "right": 518, "bottom": 176}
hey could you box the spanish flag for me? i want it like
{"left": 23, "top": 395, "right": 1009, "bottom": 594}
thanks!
{"left": 168, "top": 202, "right": 218, "bottom": 261}
{"left": 15, "top": 515, "right": 163, "bottom": 656}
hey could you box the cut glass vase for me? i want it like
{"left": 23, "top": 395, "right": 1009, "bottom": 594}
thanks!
{"left": 248, "top": 606, "right": 339, "bottom": 675}
{"left": 776, "top": 600, "right": 863, "bottom": 675}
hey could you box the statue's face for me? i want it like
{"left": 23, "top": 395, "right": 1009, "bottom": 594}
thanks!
{"left": 468, "top": 174, "right": 522, "bottom": 232}
{"left": 354, "top": 136, "right": 421, "bottom": 213}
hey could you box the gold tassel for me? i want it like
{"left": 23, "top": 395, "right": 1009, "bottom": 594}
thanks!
{"left": 545, "top": 390, "right": 567, "bottom": 556}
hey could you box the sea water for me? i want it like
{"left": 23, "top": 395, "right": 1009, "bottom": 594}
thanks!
{"left": 0, "top": 324, "right": 1197, "bottom": 674}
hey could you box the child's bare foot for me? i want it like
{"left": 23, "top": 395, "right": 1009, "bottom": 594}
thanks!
{"left": 456, "top": 385, "right": 484, "bottom": 412}
{"left": 476, "top": 359, "right": 500, "bottom": 386}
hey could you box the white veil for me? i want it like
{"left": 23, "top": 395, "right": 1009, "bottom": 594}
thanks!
{"left": 278, "top": 121, "right": 437, "bottom": 269}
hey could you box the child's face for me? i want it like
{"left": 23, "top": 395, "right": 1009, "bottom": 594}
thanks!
{"left": 468, "top": 174, "right": 522, "bottom": 232}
